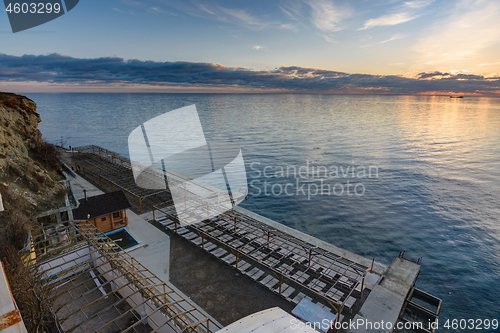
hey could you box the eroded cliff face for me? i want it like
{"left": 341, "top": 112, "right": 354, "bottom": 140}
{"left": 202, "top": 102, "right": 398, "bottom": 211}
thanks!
{"left": 0, "top": 92, "right": 41, "bottom": 158}
{"left": 0, "top": 92, "right": 65, "bottom": 333}
{"left": 0, "top": 92, "right": 64, "bottom": 248}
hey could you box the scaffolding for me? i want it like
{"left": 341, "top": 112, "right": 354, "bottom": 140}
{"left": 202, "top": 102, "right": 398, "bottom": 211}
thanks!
{"left": 70, "top": 145, "right": 369, "bottom": 320}
{"left": 23, "top": 221, "right": 222, "bottom": 333}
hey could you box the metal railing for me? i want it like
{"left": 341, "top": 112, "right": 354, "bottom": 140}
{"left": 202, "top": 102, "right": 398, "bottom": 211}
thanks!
{"left": 24, "top": 221, "right": 222, "bottom": 333}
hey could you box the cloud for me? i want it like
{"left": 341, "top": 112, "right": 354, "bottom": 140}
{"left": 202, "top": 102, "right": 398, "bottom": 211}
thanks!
{"left": 278, "top": 4, "right": 301, "bottom": 21}
{"left": 413, "top": 0, "right": 500, "bottom": 71}
{"left": 150, "top": 7, "right": 164, "bottom": 13}
{"left": 308, "top": 0, "right": 351, "bottom": 31}
{"left": 359, "top": 12, "right": 417, "bottom": 30}
{"left": 417, "top": 71, "right": 450, "bottom": 79}
{"left": 478, "top": 61, "right": 500, "bottom": 67}
{"left": 322, "top": 34, "right": 337, "bottom": 43}
{"left": 197, "top": 4, "right": 215, "bottom": 15}
{"left": 119, "top": 0, "right": 276, "bottom": 29}
{"left": 359, "top": 0, "right": 433, "bottom": 31}
{"left": 378, "top": 34, "right": 404, "bottom": 44}
{"left": 219, "top": 7, "right": 267, "bottom": 27}
{"left": 404, "top": 0, "right": 435, "bottom": 9}
{"left": 279, "top": 23, "right": 298, "bottom": 30}
{"left": 1, "top": 53, "right": 499, "bottom": 95}
{"left": 252, "top": 45, "right": 265, "bottom": 50}
{"left": 361, "top": 33, "right": 405, "bottom": 48}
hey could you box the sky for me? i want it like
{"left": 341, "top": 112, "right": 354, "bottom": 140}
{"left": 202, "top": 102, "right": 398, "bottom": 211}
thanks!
{"left": 1, "top": 0, "right": 500, "bottom": 95}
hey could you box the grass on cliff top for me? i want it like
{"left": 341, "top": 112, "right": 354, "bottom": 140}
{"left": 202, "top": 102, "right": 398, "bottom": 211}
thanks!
{"left": 0, "top": 92, "right": 34, "bottom": 110}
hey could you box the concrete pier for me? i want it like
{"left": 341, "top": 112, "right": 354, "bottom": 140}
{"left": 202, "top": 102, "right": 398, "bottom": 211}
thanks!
{"left": 349, "top": 257, "right": 420, "bottom": 332}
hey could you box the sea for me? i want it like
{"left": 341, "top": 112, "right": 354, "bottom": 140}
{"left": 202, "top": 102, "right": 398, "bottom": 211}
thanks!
{"left": 26, "top": 93, "right": 500, "bottom": 330}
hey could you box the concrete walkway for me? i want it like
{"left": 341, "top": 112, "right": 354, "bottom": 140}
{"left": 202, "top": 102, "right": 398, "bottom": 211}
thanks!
{"left": 348, "top": 257, "right": 420, "bottom": 333}
{"left": 64, "top": 170, "right": 170, "bottom": 281}
{"left": 64, "top": 171, "right": 104, "bottom": 201}
{"left": 62, "top": 170, "right": 222, "bottom": 329}
{"left": 126, "top": 209, "right": 170, "bottom": 281}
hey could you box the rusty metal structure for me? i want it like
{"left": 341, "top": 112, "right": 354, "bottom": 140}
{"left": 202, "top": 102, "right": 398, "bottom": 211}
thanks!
{"left": 73, "top": 145, "right": 172, "bottom": 213}
{"left": 23, "top": 221, "right": 222, "bottom": 333}
{"left": 70, "top": 145, "right": 369, "bottom": 320}
{"left": 153, "top": 205, "right": 367, "bottom": 319}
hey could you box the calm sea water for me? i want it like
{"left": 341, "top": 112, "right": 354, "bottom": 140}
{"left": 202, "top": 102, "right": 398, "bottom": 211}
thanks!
{"left": 27, "top": 93, "right": 500, "bottom": 329}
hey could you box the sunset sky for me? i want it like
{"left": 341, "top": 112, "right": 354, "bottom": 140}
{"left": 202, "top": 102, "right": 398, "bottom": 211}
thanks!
{"left": 1, "top": 0, "right": 500, "bottom": 95}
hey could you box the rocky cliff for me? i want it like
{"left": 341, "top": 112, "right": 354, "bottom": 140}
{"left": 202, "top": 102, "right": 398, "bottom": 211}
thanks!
{"left": 0, "top": 92, "right": 67, "bottom": 247}
{"left": 0, "top": 93, "right": 67, "bottom": 332}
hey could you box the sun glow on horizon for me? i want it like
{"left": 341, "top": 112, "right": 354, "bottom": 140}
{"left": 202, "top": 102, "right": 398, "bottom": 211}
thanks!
{"left": 1, "top": 0, "right": 500, "bottom": 94}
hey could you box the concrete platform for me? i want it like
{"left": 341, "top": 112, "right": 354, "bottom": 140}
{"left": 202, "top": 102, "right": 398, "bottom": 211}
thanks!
{"left": 352, "top": 285, "right": 406, "bottom": 333}
{"left": 348, "top": 257, "right": 420, "bottom": 333}
{"left": 125, "top": 209, "right": 170, "bottom": 282}
{"left": 64, "top": 171, "right": 104, "bottom": 201}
